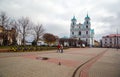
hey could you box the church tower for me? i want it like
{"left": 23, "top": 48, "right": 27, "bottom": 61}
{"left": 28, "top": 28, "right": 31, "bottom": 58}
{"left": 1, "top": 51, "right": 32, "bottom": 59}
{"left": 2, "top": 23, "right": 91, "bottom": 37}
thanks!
{"left": 83, "top": 14, "right": 94, "bottom": 46}
{"left": 70, "top": 16, "right": 77, "bottom": 38}
{"left": 84, "top": 14, "right": 91, "bottom": 29}
{"left": 71, "top": 16, "right": 77, "bottom": 26}
{"left": 83, "top": 14, "right": 91, "bottom": 45}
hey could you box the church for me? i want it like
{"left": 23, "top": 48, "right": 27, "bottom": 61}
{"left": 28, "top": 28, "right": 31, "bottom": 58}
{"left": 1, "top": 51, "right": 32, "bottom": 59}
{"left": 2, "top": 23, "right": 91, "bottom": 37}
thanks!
{"left": 70, "top": 14, "right": 94, "bottom": 47}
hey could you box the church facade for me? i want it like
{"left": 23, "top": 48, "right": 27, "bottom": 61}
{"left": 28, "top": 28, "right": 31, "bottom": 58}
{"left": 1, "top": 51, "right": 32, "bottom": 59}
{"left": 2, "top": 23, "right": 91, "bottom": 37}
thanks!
{"left": 70, "top": 14, "right": 94, "bottom": 46}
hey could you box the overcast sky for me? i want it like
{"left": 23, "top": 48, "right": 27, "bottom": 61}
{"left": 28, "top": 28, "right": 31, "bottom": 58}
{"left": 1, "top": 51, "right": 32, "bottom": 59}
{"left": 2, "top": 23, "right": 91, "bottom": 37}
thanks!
{"left": 0, "top": 0, "right": 120, "bottom": 41}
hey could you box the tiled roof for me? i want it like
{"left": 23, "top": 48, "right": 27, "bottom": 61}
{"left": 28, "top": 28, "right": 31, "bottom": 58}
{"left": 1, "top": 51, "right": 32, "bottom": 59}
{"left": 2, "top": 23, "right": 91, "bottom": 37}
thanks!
{"left": 102, "top": 34, "right": 120, "bottom": 38}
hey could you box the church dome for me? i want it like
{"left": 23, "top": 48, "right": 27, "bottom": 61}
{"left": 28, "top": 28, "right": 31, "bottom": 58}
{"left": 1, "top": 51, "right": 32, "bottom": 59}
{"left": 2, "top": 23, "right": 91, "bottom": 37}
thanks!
{"left": 71, "top": 16, "right": 77, "bottom": 21}
{"left": 85, "top": 14, "right": 90, "bottom": 20}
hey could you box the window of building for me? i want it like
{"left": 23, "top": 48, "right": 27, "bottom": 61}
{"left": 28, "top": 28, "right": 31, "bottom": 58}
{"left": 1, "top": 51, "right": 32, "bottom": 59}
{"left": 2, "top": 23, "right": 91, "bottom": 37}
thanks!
{"left": 73, "top": 22, "right": 75, "bottom": 25}
{"left": 114, "top": 39, "right": 116, "bottom": 44}
{"left": 86, "top": 31, "right": 88, "bottom": 34}
{"left": 110, "top": 38, "right": 112, "bottom": 42}
{"left": 87, "top": 21, "right": 88, "bottom": 24}
{"left": 79, "top": 31, "right": 81, "bottom": 35}
{"left": 86, "top": 25, "right": 88, "bottom": 28}
{"left": 72, "top": 32, "right": 74, "bottom": 35}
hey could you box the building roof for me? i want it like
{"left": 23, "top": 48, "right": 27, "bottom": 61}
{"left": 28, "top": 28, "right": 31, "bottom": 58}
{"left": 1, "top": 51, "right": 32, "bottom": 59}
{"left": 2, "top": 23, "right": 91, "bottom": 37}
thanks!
{"left": 102, "top": 34, "right": 120, "bottom": 38}
{"left": 91, "top": 29, "right": 94, "bottom": 34}
{"left": 85, "top": 14, "right": 90, "bottom": 19}
{"left": 71, "top": 16, "right": 77, "bottom": 21}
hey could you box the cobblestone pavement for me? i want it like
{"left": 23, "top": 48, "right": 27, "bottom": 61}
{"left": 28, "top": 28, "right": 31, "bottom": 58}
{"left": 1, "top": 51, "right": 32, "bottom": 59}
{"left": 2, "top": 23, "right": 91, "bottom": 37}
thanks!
{"left": 0, "top": 48, "right": 119, "bottom": 77}
{"left": 89, "top": 49, "right": 120, "bottom": 77}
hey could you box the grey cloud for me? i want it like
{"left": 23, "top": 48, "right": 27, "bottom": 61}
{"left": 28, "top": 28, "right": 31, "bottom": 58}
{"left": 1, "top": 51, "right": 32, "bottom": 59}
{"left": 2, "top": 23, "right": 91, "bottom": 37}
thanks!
{"left": 0, "top": 0, "right": 120, "bottom": 41}
{"left": 44, "top": 23, "right": 69, "bottom": 37}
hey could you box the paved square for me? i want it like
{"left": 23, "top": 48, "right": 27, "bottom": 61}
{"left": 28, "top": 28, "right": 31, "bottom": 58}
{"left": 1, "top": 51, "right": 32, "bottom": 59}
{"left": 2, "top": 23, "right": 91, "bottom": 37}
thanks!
{"left": 0, "top": 48, "right": 120, "bottom": 77}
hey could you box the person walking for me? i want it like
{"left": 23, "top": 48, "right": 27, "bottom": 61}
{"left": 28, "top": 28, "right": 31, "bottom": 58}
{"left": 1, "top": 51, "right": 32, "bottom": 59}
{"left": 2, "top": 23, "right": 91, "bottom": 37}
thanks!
{"left": 60, "top": 44, "right": 63, "bottom": 53}
{"left": 57, "top": 44, "right": 61, "bottom": 53}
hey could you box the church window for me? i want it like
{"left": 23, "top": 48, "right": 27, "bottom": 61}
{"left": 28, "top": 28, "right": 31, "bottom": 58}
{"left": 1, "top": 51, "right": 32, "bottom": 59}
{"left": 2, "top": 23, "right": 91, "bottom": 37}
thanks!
{"left": 72, "top": 32, "right": 74, "bottom": 35}
{"left": 86, "top": 31, "right": 88, "bottom": 34}
{"left": 73, "top": 22, "right": 75, "bottom": 25}
{"left": 87, "top": 21, "right": 88, "bottom": 24}
{"left": 79, "top": 31, "right": 81, "bottom": 35}
{"left": 86, "top": 25, "right": 88, "bottom": 28}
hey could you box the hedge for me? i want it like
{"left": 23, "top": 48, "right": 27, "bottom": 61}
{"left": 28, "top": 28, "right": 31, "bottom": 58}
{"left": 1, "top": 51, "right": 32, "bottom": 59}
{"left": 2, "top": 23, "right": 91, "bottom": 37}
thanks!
{"left": 0, "top": 46, "right": 69, "bottom": 52}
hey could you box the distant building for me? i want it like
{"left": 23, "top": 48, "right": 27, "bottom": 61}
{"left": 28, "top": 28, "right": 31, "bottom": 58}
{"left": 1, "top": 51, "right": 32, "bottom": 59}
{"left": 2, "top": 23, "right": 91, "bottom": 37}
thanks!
{"left": 102, "top": 34, "right": 120, "bottom": 48}
{"left": 59, "top": 38, "right": 83, "bottom": 47}
{"left": 0, "top": 25, "right": 17, "bottom": 45}
{"left": 16, "top": 33, "right": 22, "bottom": 45}
{"left": 94, "top": 40, "right": 100, "bottom": 47}
{"left": 70, "top": 14, "right": 94, "bottom": 47}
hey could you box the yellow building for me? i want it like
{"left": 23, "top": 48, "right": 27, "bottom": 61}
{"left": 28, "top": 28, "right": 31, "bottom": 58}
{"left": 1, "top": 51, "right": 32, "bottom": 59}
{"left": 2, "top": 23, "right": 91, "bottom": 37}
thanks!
{"left": 94, "top": 40, "right": 100, "bottom": 47}
{"left": 0, "top": 25, "right": 17, "bottom": 45}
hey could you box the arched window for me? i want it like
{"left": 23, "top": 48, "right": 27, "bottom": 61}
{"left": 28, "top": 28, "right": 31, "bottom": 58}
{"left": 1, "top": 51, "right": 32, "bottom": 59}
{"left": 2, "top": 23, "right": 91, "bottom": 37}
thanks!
{"left": 72, "top": 32, "right": 74, "bottom": 35}
{"left": 87, "top": 21, "right": 88, "bottom": 24}
{"left": 86, "top": 31, "right": 88, "bottom": 34}
{"left": 79, "top": 31, "right": 81, "bottom": 35}
{"left": 86, "top": 25, "right": 88, "bottom": 28}
{"left": 73, "top": 22, "right": 75, "bottom": 25}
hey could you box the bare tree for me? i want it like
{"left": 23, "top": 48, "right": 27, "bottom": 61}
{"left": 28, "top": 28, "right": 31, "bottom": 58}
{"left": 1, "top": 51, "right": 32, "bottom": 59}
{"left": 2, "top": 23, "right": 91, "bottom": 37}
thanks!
{"left": 0, "top": 11, "right": 12, "bottom": 45}
{"left": 10, "top": 19, "right": 18, "bottom": 32}
{"left": 33, "top": 24, "right": 45, "bottom": 43}
{"left": 0, "top": 12, "right": 10, "bottom": 29}
{"left": 17, "top": 17, "right": 32, "bottom": 45}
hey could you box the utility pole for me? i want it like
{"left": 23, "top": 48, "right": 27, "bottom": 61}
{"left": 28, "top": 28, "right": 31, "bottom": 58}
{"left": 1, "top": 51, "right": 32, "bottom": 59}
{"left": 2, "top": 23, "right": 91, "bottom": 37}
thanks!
{"left": 116, "top": 29, "right": 118, "bottom": 51}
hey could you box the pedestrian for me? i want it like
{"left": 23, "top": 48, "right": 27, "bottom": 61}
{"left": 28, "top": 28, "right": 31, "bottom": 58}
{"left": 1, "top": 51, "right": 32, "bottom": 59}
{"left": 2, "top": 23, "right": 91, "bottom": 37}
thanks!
{"left": 60, "top": 44, "right": 63, "bottom": 53}
{"left": 57, "top": 44, "right": 61, "bottom": 53}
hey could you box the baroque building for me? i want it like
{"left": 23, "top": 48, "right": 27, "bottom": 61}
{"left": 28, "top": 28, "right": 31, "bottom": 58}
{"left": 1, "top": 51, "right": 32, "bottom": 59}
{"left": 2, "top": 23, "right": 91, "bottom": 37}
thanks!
{"left": 0, "top": 25, "right": 17, "bottom": 45}
{"left": 70, "top": 14, "right": 94, "bottom": 46}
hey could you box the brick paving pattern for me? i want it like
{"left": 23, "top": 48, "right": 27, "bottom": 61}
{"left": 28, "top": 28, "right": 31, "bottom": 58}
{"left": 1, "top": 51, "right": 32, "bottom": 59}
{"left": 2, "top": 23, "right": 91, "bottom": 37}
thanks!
{"left": 0, "top": 48, "right": 120, "bottom": 77}
{"left": 89, "top": 49, "right": 120, "bottom": 77}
